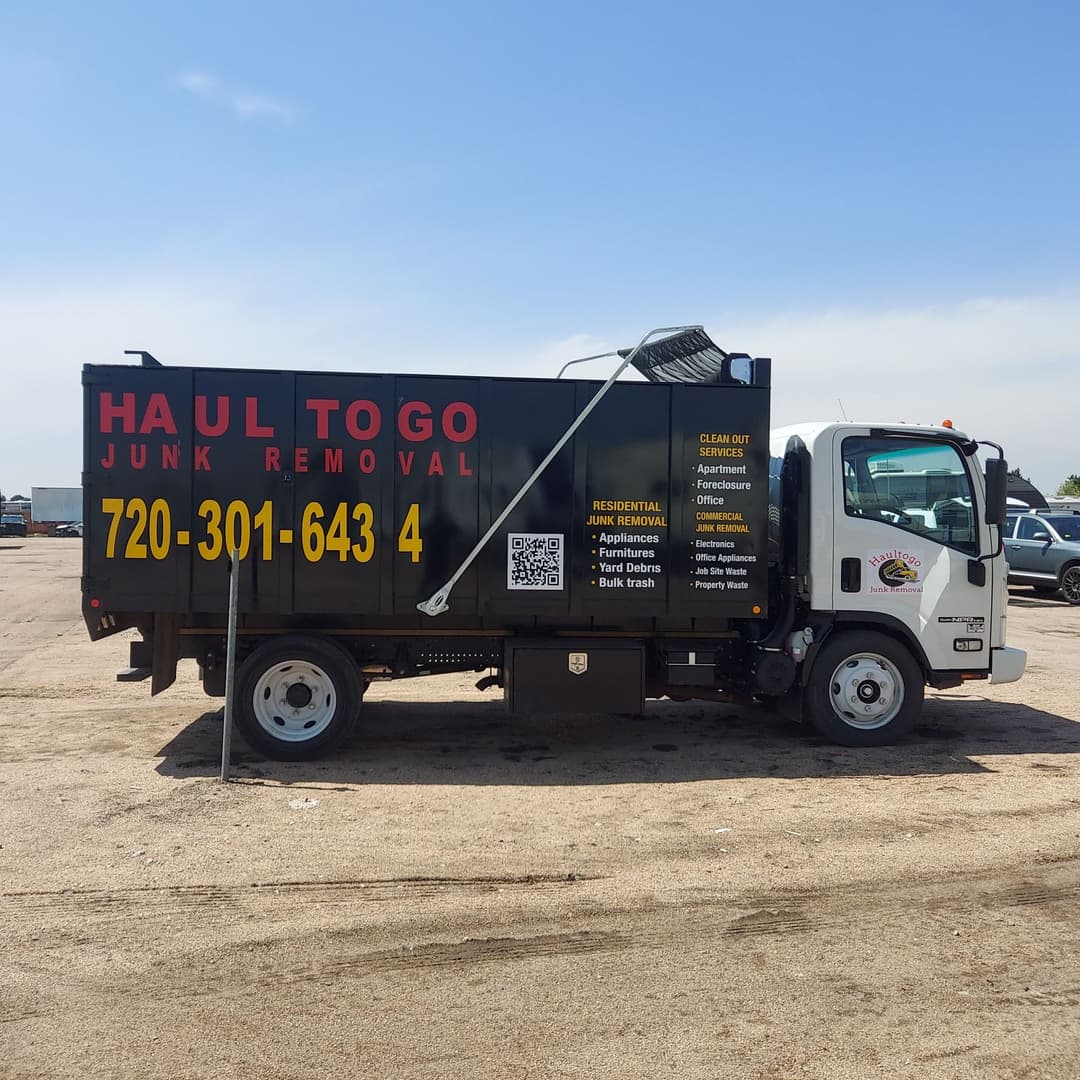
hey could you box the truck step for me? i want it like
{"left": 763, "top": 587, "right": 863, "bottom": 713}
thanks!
{"left": 116, "top": 667, "right": 152, "bottom": 683}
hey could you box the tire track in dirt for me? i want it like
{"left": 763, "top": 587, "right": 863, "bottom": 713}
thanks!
{"left": 3, "top": 920, "right": 628, "bottom": 1024}
{"left": 0, "top": 680, "right": 99, "bottom": 701}
{"left": 0, "top": 1010, "right": 44, "bottom": 1025}
{"left": 0, "top": 873, "right": 597, "bottom": 924}
{"left": 7, "top": 862, "right": 1080, "bottom": 1026}
{"left": 997, "top": 986, "right": 1080, "bottom": 1007}
{"left": 722, "top": 866, "right": 1080, "bottom": 937}
{"left": 261, "top": 929, "right": 625, "bottom": 984}
{"left": 152, "top": 859, "right": 1080, "bottom": 995}
{"left": 7, "top": 862, "right": 1078, "bottom": 945}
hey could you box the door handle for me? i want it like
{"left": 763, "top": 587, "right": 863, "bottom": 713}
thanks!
{"left": 840, "top": 557, "right": 861, "bottom": 592}
{"left": 1010, "top": 544, "right": 1021, "bottom": 550}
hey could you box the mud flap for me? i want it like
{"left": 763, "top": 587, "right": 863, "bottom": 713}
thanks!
{"left": 780, "top": 682, "right": 805, "bottom": 725}
{"left": 151, "top": 612, "right": 180, "bottom": 695}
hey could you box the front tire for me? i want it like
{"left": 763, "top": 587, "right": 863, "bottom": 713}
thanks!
{"left": 235, "top": 635, "right": 362, "bottom": 760}
{"left": 1060, "top": 565, "right": 1080, "bottom": 605}
{"left": 804, "top": 630, "right": 923, "bottom": 747}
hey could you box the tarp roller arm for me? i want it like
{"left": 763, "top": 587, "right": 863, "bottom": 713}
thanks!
{"left": 416, "top": 324, "right": 704, "bottom": 617}
{"left": 555, "top": 350, "right": 621, "bottom": 379}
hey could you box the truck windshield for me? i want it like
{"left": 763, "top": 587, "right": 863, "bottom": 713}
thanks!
{"left": 842, "top": 436, "right": 978, "bottom": 555}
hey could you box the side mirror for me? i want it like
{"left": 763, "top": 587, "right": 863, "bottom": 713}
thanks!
{"left": 984, "top": 457, "right": 1008, "bottom": 525}
{"left": 1032, "top": 531, "right": 1051, "bottom": 543}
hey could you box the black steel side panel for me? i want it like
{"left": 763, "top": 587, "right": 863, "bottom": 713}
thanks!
{"left": 83, "top": 366, "right": 192, "bottom": 612}
{"left": 292, "top": 372, "right": 391, "bottom": 615}
{"left": 82, "top": 365, "right": 770, "bottom": 628}
{"left": 476, "top": 379, "right": 576, "bottom": 620}
{"left": 188, "top": 370, "right": 293, "bottom": 614}
{"left": 391, "top": 377, "right": 482, "bottom": 616}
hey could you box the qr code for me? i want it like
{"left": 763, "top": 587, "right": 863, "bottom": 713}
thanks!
{"left": 507, "top": 533, "right": 564, "bottom": 590}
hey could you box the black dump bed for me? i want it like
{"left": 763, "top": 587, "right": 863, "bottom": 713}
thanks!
{"left": 82, "top": 340, "right": 770, "bottom": 634}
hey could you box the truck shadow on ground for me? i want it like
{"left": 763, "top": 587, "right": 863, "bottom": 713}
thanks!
{"left": 1008, "top": 587, "right": 1077, "bottom": 609}
{"left": 155, "top": 694, "right": 1080, "bottom": 785}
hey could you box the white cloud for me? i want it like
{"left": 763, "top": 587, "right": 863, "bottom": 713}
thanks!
{"left": 0, "top": 281, "right": 1077, "bottom": 498}
{"left": 177, "top": 71, "right": 217, "bottom": 96}
{"left": 175, "top": 71, "right": 296, "bottom": 122}
{"left": 231, "top": 94, "right": 297, "bottom": 123}
{"left": 709, "top": 290, "right": 1080, "bottom": 494}
{"left": 0, "top": 280, "right": 361, "bottom": 495}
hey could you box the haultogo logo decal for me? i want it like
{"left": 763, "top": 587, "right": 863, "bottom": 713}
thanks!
{"left": 878, "top": 557, "right": 918, "bottom": 585}
{"left": 868, "top": 549, "right": 924, "bottom": 594}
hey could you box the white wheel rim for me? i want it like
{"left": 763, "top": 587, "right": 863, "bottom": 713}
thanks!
{"left": 828, "top": 652, "right": 904, "bottom": 730}
{"left": 252, "top": 660, "right": 337, "bottom": 743}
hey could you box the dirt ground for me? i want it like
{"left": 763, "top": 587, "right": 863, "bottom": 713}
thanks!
{"left": 1, "top": 540, "right": 1078, "bottom": 1079}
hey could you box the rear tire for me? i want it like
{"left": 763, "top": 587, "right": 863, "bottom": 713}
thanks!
{"left": 234, "top": 635, "right": 362, "bottom": 760}
{"left": 804, "top": 630, "right": 923, "bottom": 747}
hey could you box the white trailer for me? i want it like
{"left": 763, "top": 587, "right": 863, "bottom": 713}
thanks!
{"left": 31, "top": 486, "right": 81, "bottom": 524}
{"left": 1044, "top": 496, "right": 1080, "bottom": 514}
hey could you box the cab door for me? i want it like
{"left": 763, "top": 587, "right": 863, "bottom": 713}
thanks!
{"left": 830, "top": 430, "right": 994, "bottom": 673}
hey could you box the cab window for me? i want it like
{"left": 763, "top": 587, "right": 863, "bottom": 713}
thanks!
{"left": 841, "top": 436, "right": 978, "bottom": 555}
{"left": 1042, "top": 515, "right": 1080, "bottom": 541}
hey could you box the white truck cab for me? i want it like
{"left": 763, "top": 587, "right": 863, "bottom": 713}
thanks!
{"left": 770, "top": 421, "right": 1025, "bottom": 744}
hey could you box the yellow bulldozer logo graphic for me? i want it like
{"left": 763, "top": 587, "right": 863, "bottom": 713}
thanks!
{"left": 878, "top": 557, "right": 919, "bottom": 586}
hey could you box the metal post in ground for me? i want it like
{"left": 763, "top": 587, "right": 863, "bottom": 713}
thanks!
{"left": 220, "top": 549, "right": 240, "bottom": 782}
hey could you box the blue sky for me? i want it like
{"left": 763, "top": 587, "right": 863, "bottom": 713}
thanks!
{"left": 2, "top": 1, "right": 1079, "bottom": 495}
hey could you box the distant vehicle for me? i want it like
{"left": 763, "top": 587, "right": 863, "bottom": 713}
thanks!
{"left": 1, "top": 514, "right": 28, "bottom": 537}
{"left": 1005, "top": 512, "right": 1080, "bottom": 604}
{"left": 31, "top": 486, "right": 82, "bottom": 526}
{"left": 55, "top": 521, "right": 83, "bottom": 538}
{"left": 1044, "top": 496, "right": 1080, "bottom": 514}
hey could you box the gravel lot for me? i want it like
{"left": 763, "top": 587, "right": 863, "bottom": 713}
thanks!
{"left": 2, "top": 539, "right": 1079, "bottom": 1079}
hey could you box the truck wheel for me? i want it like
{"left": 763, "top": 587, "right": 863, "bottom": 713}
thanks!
{"left": 1060, "top": 565, "right": 1080, "bottom": 605}
{"left": 234, "top": 635, "right": 362, "bottom": 760}
{"left": 804, "top": 631, "right": 922, "bottom": 747}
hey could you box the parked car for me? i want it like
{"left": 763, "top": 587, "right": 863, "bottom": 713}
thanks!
{"left": 54, "top": 521, "right": 83, "bottom": 538}
{"left": 1, "top": 514, "right": 28, "bottom": 537}
{"left": 1005, "top": 512, "right": 1080, "bottom": 604}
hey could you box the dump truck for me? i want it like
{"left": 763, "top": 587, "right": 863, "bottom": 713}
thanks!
{"left": 81, "top": 326, "right": 1025, "bottom": 758}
